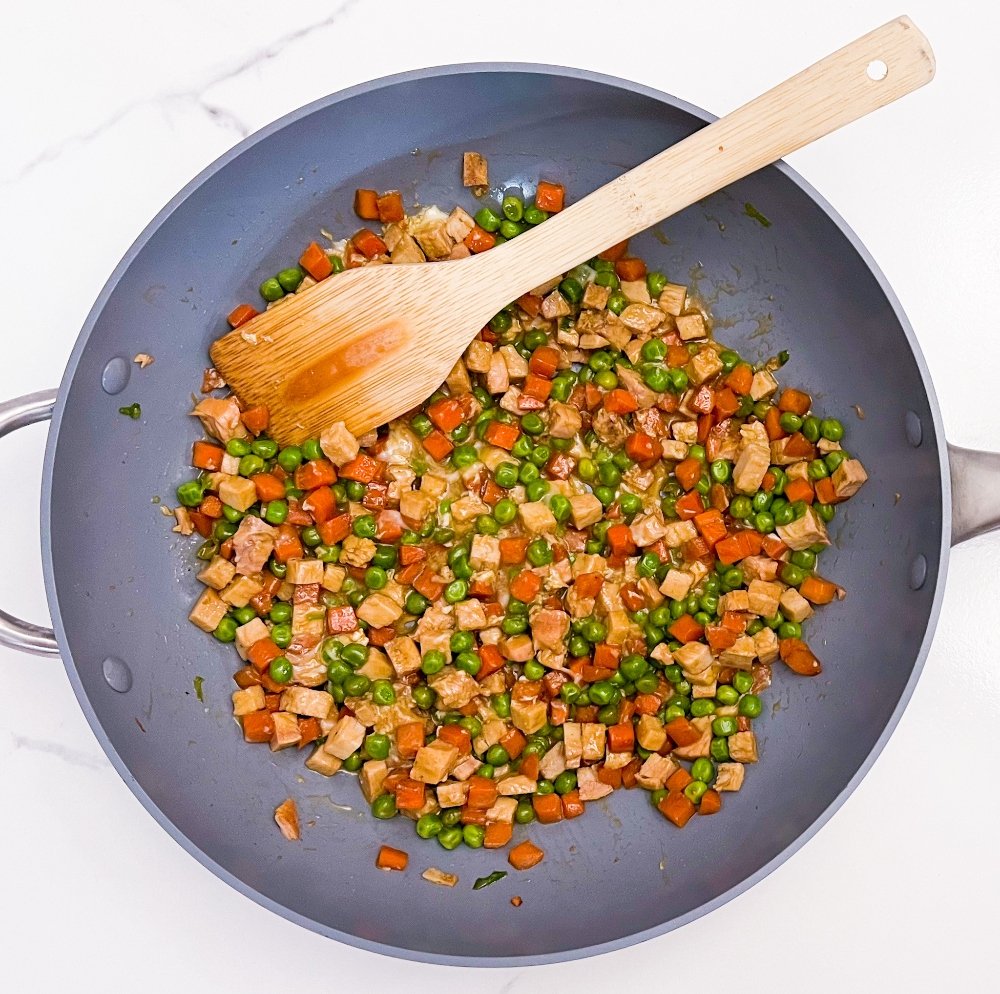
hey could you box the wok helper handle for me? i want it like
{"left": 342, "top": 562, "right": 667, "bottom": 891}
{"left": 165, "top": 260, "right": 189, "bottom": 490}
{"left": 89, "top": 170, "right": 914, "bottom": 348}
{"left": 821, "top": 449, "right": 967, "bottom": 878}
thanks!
{"left": 0, "top": 390, "right": 59, "bottom": 655}
{"left": 948, "top": 444, "right": 1000, "bottom": 545}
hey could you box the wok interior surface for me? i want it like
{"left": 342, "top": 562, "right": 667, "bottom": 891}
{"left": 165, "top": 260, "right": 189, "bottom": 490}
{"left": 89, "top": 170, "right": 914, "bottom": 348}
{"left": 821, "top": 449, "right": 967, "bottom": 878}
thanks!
{"left": 45, "top": 68, "right": 945, "bottom": 963}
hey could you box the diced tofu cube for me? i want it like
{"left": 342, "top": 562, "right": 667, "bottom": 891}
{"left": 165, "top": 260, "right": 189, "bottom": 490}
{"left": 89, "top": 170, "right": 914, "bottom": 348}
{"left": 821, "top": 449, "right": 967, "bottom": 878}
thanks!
{"left": 530, "top": 608, "right": 569, "bottom": 651}
{"left": 675, "top": 313, "right": 706, "bottom": 340}
{"left": 324, "top": 715, "right": 366, "bottom": 760}
{"left": 687, "top": 348, "right": 723, "bottom": 385}
{"left": 280, "top": 686, "right": 334, "bottom": 719}
{"left": 357, "top": 591, "right": 404, "bottom": 628}
{"left": 620, "top": 279, "right": 651, "bottom": 304}
{"left": 747, "top": 579, "right": 783, "bottom": 617}
{"left": 485, "top": 351, "right": 510, "bottom": 394}
{"left": 776, "top": 506, "right": 830, "bottom": 551}
{"left": 733, "top": 444, "right": 771, "bottom": 494}
{"left": 287, "top": 558, "right": 325, "bottom": 585}
{"left": 581, "top": 722, "right": 606, "bottom": 761}
{"left": 197, "top": 556, "right": 236, "bottom": 590}
{"left": 218, "top": 475, "right": 258, "bottom": 512}
{"left": 500, "top": 633, "right": 534, "bottom": 661}
{"left": 189, "top": 588, "right": 229, "bottom": 633}
{"left": 754, "top": 627, "right": 780, "bottom": 664}
{"left": 450, "top": 493, "right": 489, "bottom": 523}
{"left": 319, "top": 421, "right": 359, "bottom": 466}
{"left": 577, "top": 766, "right": 614, "bottom": 801}
{"left": 582, "top": 282, "right": 611, "bottom": 310}
{"left": 292, "top": 602, "right": 325, "bottom": 639}
{"left": 674, "top": 641, "right": 714, "bottom": 675}
{"left": 671, "top": 420, "right": 698, "bottom": 444}
{"left": 563, "top": 722, "right": 583, "bottom": 768}
{"left": 451, "top": 755, "right": 483, "bottom": 781}
{"left": 235, "top": 617, "right": 269, "bottom": 659}
{"left": 306, "top": 746, "right": 342, "bottom": 777}
{"left": 270, "top": 712, "right": 301, "bottom": 751}
{"left": 341, "top": 535, "right": 376, "bottom": 566}
{"left": 518, "top": 501, "right": 556, "bottom": 534}
{"left": 605, "top": 610, "right": 632, "bottom": 646}
{"left": 220, "top": 575, "right": 263, "bottom": 608}
{"left": 356, "top": 649, "right": 394, "bottom": 681}
{"left": 671, "top": 716, "right": 713, "bottom": 759}
{"left": 465, "top": 339, "right": 494, "bottom": 373}
{"left": 470, "top": 534, "right": 501, "bottom": 571}
{"left": 539, "top": 743, "right": 568, "bottom": 780}
{"left": 659, "top": 568, "right": 694, "bottom": 601}
{"left": 541, "top": 290, "right": 572, "bottom": 319}
{"left": 497, "top": 774, "right": 537, "bottom": 796}
{"left": 750, "top": 369, "right": 778, "bottom": 401}
{"left": 360, "top": 760, "right": 389, "bottom": 802}
{"left": 322, "top": 564, "right": 346, "bottom": 592}
{"left": 411, "top": 739, "right": 460, "bottom": 784}
{"left": 568, "top": 493, "right": 603, "bottom": 529}
{"left": 832, "top": 458, "right": 868, "bottom": 499}
{"left": 463, "top": 151, "right": 488, "bottom": 187}
{"left": 779, "top": 587, "right": 814, "bottom": 624}
{"left": 499, "top": 345, "right": 530, "bottom": 379}
{"left": 661, "top": 439, "right": 689, "bottom": 461}
{"left": 718, "top": 590, "right": 750, "bottom": 614}
{"left": 232, "top": 685, "right": 265, "bottom": 717}
{"left": 386, "top": 636, "right": 423, "bottom": 675}
{"left": 662, "top": 520, "right": 698, "bottom": 547}
{"left": 729, "top": 731, "right": 759, "bottom": 763}
{"left": 715, "top": 762, "right": 746, "bottom": 791}
{"left": 399, "top": 490, "right": 436, "bottom": 524}
{"left": 635, "top": 753, "right": 678, "bottom": 790}
{"left": 636, "top": 714, "right": 668, "bottom": 752}
{"left": 719, "top": 635, "right": 757, "bottom": 671}
{"left": 454, "top": 599, "right": 488, "bottom": 631}
{"left": 436, "top": 781, "right": 470, "bottom": 808}
{"left": 630, "top": 510, "right": 668, "bottom": 547}
{"left": 548, "top": 402, "right": 583, "bottom": 439}
{"left": 511, "top": 699, "right": 547, "bottom": 735}
{"left": 485, "top": 796, "right": 518, "bottom": 824}
{"left": 658, "top": 282, "right": 687, "bottom": 316}
{"left": 427, "top": 668, "right": 481, "bottom": 709}
{"left": 619, "top": 303, "right": 664, "bottom": 333}
{"left": 743, "top": 555, "right": 780, "bottom": 581}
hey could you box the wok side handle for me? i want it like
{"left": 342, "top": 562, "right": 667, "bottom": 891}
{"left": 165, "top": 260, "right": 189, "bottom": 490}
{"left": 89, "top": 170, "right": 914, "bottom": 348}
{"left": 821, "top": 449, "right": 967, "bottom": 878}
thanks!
{"left": 948, "top": 443, "right": 1000, "bottom": 546}
{"left": 0, "top": 390, "right": 59, "bottom": 656}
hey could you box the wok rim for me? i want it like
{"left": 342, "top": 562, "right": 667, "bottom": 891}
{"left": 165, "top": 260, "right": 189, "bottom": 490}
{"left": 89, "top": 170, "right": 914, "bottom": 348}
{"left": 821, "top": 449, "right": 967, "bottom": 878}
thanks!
{"left": 39, "top": 61, "right": 952, "bottom": 966}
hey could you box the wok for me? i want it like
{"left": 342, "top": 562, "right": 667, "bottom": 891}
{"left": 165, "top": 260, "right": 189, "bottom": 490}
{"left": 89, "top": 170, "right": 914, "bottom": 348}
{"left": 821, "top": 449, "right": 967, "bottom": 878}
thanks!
{"left": 2, "top": 64, "right": 995, "bottom": 965}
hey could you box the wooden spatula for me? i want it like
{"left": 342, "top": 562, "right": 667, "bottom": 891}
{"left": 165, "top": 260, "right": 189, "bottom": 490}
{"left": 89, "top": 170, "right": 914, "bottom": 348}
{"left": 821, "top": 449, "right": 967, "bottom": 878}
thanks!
{"left": 210, "top": 16, "right": 933, "bottom": 443}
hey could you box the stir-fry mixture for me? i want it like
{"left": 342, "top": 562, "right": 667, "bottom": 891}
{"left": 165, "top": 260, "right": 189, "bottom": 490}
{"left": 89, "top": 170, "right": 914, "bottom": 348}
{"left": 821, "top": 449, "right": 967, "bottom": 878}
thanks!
{"left": 177, "top": 166, "right": 868, "bottom": 861}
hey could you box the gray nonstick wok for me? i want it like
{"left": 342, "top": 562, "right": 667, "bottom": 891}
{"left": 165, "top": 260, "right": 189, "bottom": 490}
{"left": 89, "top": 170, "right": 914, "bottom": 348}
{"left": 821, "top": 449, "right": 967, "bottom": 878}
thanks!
{"left": 2, "top": 64, "right": 996, "bottom": 966}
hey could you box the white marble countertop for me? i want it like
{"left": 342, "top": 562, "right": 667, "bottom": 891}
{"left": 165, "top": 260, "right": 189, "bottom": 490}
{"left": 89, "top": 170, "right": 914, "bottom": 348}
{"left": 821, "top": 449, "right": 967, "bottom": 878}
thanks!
{"left": 2, "top": 0, "right": 997, "bottom": 988}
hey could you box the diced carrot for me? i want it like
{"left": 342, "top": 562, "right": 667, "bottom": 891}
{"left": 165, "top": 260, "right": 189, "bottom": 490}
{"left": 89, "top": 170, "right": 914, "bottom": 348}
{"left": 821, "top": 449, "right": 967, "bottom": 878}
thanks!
{"left": 667, "top": 344, "right": 691, "bottom": 368}
{"left": 315, "top": 513, "right": 349, "bottom": 546}
{"left": 517, "top": 293, "right": 542, "bottom": 317}
{"left": 764, "top": 405, "right": 786, "bottom": 441}
{"left": 500, "top": 727, "right": 526, "bottom": 760}
{"left": 683, "top": 535, "right": 712, "bottom": 565}
{"left": 353, "top": 188, "right": 379, "bottom": 220}
{"left": 467, "top": 776, "right": 499, "bottom": 810}
{"left": 413, "top": 569, "right": 445, "bottom": 601}
{"left": 396, "top": 722, "right": 425, "bottom": 759}
{"left": 299, "top": 241, "right": 333, "bottom": 281}
{"left": 606, "top": 523, "right": 636, "bottom": 557}
{"left": 532, "top": 793, "right": 563, "bottom": 824}
{"left": 251, "top": 473, "right": 285, "bottom": 503}
{"left": 779, "top": 637, "right": 823, "bottom": 676}
{"left": 464, "top": 224, "right": 496, "bottom": 253}
{"left": 783, "top": 478, "right": 815, "bottom": 505}
{"left": 394, "top": 779, "right": 426, "bottom": 812}
{"left": 592, "top": 643, "right": 620, "bottom": 670}
{"left": 548, "top": 700, "right": 569, "bottom": 727}
{"left": 522, "top": 373, "right": 553, "bottom": 403}
{"left": 520, "top": 753, "right": 541, "bottom": 780}
{"left": 422, "top": 430, "right": 454, "bottom": 462}
{"left": 352, "top": 228, "right": 387, "bottom": 259}
{"left": 665, "top": 716, "right": 701, "bottom": 747}
{"left": 761, "top": 470, "right": 777, "bottom": 493}
{"left": 675, "top": 457, "right": 702, "bottom": 491}
{"left": 376, "top": 190, "right": 404, "bottom": 223}
{"left": 396, "top": 545, "right": 426, "bottom": 567}
{"left": 227, "top": 303, "right": 258, "bottom": 328}
{"left": 247, "top": 637, "right": 282, "bottom": 673}
{"left": 778, "top": 388, "right": 811, "bottom": 416}
{"left": 598, "top": 239, "right": 629, "bottom": 262}
{"left": 338, "top": 454, "right": 381, "bottom": 483}
{"left": 705, "top": 624, "right": 738, "bottom": 652}
{"left": 241, "top": 405, "right": 269, "bottom": 435}
{"left": 561, "top": 790, "right": 585, "bottom": 819}
{"left": 625, "top": 431, "right": 663, "bottom": 464}
{"left": 274, "top": 798, "right": 300, "bottom": 841}
{"left": 295, "top": 459, "right": 337, "bottom": 490}
{"left": 698, "top": 788, "right": 722, "bottom": 815}
{"left": 484, "top": 821, "right": 514, "bottom": 849}
{"left": 427, "top": 397, "right": 465, "bottom": 432}
{"left": 714, "top": 535, "right": 744, "bottom": 565}
{"left": 739, "top": 530, "right": 764, "bottom": 556}
{"left": 199, "top": 495, "right": 223, "bottom": 519}
{"left": 375, "top": 844, "right": 409, "bottom": 871}
{"left": 437, "top": 724, "right": 472, "bottom": 756}
{"left": 607, "top": 722, "right": 635, "bottom": 753}
{"left": 604, "top": 389, "right": 639, "bottom": 414}
{"left": 721, "top": 610, "right": 747, "bottom": 633}
{"left": 528, "top": 345, "right": 560, "bottom": 379}
{"left": 597, "top": 765, "right": 623, "bottom": 789}
{"left": 508, "top": 840, "right": 545, "bottom": 870}
{"left": 219, "top": 538, "right": 234, "bottom": 559}
{"left": 297, "top": 717, "right": 322, "bottom": 749}
{"left": 241, "top": 710, "right": 274, "bottom": 743}
{"left": 192, "top": 440, "right": 225, "bottom": 471}
{"left": 301, "top": 486, "right": 336, "bottom": 524}
{"left": 814, "top": 477, "right": 839, "bottom": 505}
{"left": 270, "top": 523, "right": 302, "bottom": 563}
{"left": 783, "top": 432, "right": 816, "bottom": 459}
{"left": 633, "top": 693, "right": 662, "bottom": 715}
{"left": 675, "top": 490, "right": 705, "bottom": 519}
{"left": 726, "top": 362, "right": 754, "bottom": 396}
{"left": 691, "top": 385, "right": 714, "bottom": 415}
{"left": 574, "top": 573, "right": 604, "bottom": 599}
{"left": 615, "top": 257, "right": 646, "bottom": 281}
{"left": 483, "top": 421, "right": 521, "bottom": 450}
{"left": 499, "top": 536, "right": 530, "bottom": 565}
{"left": 668, "top": 614, "right": 704, "bottom": 644}
{"left": 666, "top": 767, "right": 693, "bottom": 791}
{"left": 509, "top": 570, "right": 542, "bottom": 602}
{"left": 800, "top": 574, "right": 838, "bottom": 605}
{"left": 658, "top": 791, "right": 696, "bottom": 827}
{"left": 367, "top": 626, "right": 394, "bottom": 647}
{"left": 534, "top": 180, "right": 565, "bottom": 213}
{"left": 714, "top": 387, "right": 740, "bottom": 418}
{"left": 693, "top": 508, "right": 728, "bottom": 548}
{"left": 326, "top": 605, "right": 358, "bottom": 634}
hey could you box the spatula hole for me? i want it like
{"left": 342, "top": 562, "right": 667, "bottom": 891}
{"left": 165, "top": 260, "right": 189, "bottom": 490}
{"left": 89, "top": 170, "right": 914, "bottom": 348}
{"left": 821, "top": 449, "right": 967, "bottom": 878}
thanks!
{"left": 867, "top": 59, "right": 888, "bottom": 81}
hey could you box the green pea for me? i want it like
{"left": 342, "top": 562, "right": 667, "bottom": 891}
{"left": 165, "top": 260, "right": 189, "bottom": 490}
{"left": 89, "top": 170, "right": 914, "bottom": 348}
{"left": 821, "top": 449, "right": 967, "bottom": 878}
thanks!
{"left": 667, "top": 368, "right": 689, "bottom": 392}
{"left": 802, "top": 416, "right": 821, "bottom": 442}
{"left": 646, "top": 271, "right": 667, "bottom": 297}
{"left": 576, "top": 457, "right": 597, "bottom": 483}
{"left": 450, "top": 443, "right": 477, "bottom": 469}
{"left": 732, "top": 671, "right": 754, "bottom": 695}
{"left": 778, "top": 621, "right": 802, "bottom": 640}
{"left": 598, "top": 462, "right": 621, "bottom": 488}
{"left": 716, "top": 684, "right": 739, "bottom": 707}
{"left": 738, "top": 693, "right": 763, "bottom": 718}
{"left": 368, "top": 680, "right": 394, "bottom": 707}
{"left": 371, "top": 794, "right": 397, "bottom": 820}
{"left": 709, "top": 459, "right": 732, "bottom": 484}
{"left": 594, "top": 269, "right": 619, "bottom": 289}
{"left": 641, "top": 339, "right": 667, "bottom": 363}
{"left": 270, "top": 623, "right": 292, "bottom": 648}
{"left": 549, "top": 494, "right": 571, "bottom": 523}
{"left": 636, "top": 552, "right": 659, "bottom": 578}
{"left": 583, "top": 618, "right": 607, "bottom": 643}
{"left": 589, "top": 681, "right": 615, "bottom": 706}
{"left": 410, "top": 413, "right": 433, "bottom": 438}
{"left": 212, "top": 617, "right": 238, "bottom": 643}
{"left": 817, "top": 502, "right": 836, "bottom": 523}
{"left": 416, "top": 812, "right": 444, "bottom": 839}
{"left": 499, "top": 194, "right": 524, "bottom": 222}
{"left": 235, "top": 454, "right": 263, "bottom": 477}
{"left": 527, "top": 539, "right": 553, "bottom": 567}
{"left": 514, "top": 799, "right": 536, "bottom": 824}
{"left": 640, "top": 364, "right": 669, "bottom": 393}
{"left": 269, "top": 560, "right": 287, "bottom": 579}
{"left": 607, "top": 291, "right": 628, "bottom": 315}
{"left": 688, "top": 444, "right": 706, "bottom": 464}
{"left": 807, "top": 459, "right": 828, "bottom": 481}
{"left": 754, "top": 511, "right": 775, "bottom": 533}
{"left": 491, "top": 692, "right": 511, "bottom": 719}
{"left": 773, "top": 503, "right": 794, "bottom": 526}
{"left": 455, "top": 652, "right": 481, "bottom": 677}
{"left": 327, "top": 661, "right": 350, "bottom": 685}
{"left": 684, "top": 780, "right": 709, "bottom": 804}
{"left": 261, "top": 500, "right": 287, "bottom": 525}
{"left": 345, "top": 480, "right": 366, "bottom": 502}
{"left": 616, "top": 491, "right": 640, "bottom": 518}
{"left": 213, "top": 520, "right": 237, "bottom": 542}
{"left": 259, "top": 277, "right": 284, "bottom": 302}
{"left": 690, "top": 699, "right": 716, "bottom": 717}
{"left": 779, "top": 412, "right": 803, "bottom": 433}
{"left": 780, "top": 563, "right": 806, "bottom": 586}
{"left": 710, "top": 736, "right": 730, "bottom": 762}
{"left": 825, "top": 450, "right": 847, "bottom": 473}
{"left": 529, "top": 444, "right": 552, "bottom": 467}
{"left": 499, "top": 219, "right": 526, "bottom": 239}
{"left": 442, "top": 579, "right": 467, "bottom": 605}
{"left": 559, "top": 277, "right": 584, "bottom": 305}
{"left": 338, "top": 747, "right": 359, "bottom": 769}
{"left": 691, "top": 757, "right": 715, "bottom": 783}
{"left": 460, "top": 823, "right": 485, "bottom": 849}
{"left": 726, "top": 496, "right": 751, "bottom": 521}
{"left": 226, "top": 438, "right": 252, "bottom": 457}
{"left": 300, "top": 438, "right": 322, "bottom": 461}
{"left": 485, "top": 744, "right": 509, "bottom": 767}
{"left": 276, "top": 266, "right": 304, "bottom": 293}
{"left": 820, "top": 418, "right": 844, "bottom": 441}
{"left": 751, "top": 490, "right": 773, "bottom": 512}
{"left": 525, "top": 479, "right": 550, "bottom": 502}
{"left": 518, "top": 413, "right": 543, "bottom": 437}
{"left": 417, "top": 648, "right": 446, "bottom": 676}
{"left": 553, "top": 770, "right": 578, "bottom": 795}
{"left": 522, "top": 659, "right": 545, "bottom": 681}
{"left": 436, "top": 825, "right": 464, "bottom": 851}
{"left": 361, "top": 732, "right": 390, "bottom": 762}
{"left": 352, "top": 515, "right": 376, "bottom": 538}
{"left": 712, "top": 716, "right": 739, "bottom": 737}
{"left": 620, "top": 654, "right": 647, "bottom": 681}
{"left": 502, "top": 615, "right": 528, "bottom": 636}
{"left": 251, "top": 438, "right": 278, "bottom": 459}
{"left": 268, "top": 656, "right": 292, "bottom": 683}
{"left": 475, "top": 206, "right": 502, "bottom": 232}
{"left": 518, "top": 462, "right": 540, "bottom": 485}
{"left": 412, "top": 685, "right": 435, "bottom": 709}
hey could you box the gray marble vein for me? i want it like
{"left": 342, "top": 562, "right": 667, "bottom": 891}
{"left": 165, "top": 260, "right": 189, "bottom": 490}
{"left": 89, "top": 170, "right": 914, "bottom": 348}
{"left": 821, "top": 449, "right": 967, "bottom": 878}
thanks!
{"left": 5, "top": 0, "right": 362, "bottom": 184}
{"left": 12, "top": 735, "right": 108, "bottom": 770}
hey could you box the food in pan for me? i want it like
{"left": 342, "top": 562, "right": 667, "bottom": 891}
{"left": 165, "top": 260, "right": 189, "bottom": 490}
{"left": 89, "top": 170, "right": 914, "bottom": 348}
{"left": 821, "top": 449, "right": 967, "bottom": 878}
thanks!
{"left": 177, "top": 171, "right": 867, "bottom": 855}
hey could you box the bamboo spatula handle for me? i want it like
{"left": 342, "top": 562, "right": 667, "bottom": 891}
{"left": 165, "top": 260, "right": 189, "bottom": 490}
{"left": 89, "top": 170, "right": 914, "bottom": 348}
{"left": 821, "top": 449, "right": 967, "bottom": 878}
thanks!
{"left": 489, "top": 15, "right": 934, "bottom": 295}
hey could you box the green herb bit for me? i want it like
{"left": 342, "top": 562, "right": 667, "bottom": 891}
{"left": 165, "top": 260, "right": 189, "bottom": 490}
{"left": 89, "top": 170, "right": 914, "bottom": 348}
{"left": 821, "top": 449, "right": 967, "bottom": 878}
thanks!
{"left": 473, "top": 870, "right": 508, "bottom": 891}
{"left": 118, "top": 403, "right": 141, "bottom": 419}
